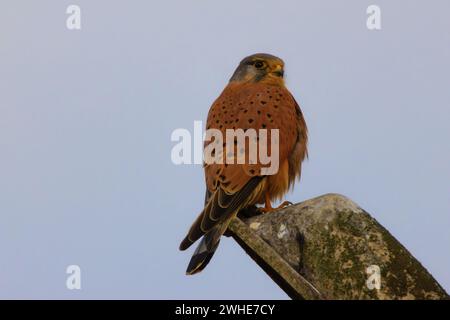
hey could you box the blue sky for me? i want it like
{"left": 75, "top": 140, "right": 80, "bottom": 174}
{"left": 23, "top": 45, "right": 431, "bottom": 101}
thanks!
{"left": 0, "top": 1, "right": 449, "bottom": 299}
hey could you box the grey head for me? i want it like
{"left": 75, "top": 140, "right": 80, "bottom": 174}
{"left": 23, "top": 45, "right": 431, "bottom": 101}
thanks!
{"left": 229, "top": 53, "right": 285, "bottom": 83}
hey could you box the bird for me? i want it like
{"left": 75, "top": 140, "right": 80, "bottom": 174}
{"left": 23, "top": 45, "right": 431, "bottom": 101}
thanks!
{"left": 179, "top": 53, "right": 308, "bottom": 275}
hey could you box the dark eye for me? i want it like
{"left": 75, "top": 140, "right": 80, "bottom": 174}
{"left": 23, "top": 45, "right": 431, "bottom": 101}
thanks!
{"left": 254, "top": 61, "right": 265, "bottom": 69}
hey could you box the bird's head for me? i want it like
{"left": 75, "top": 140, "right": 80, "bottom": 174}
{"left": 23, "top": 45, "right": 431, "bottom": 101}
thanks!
{"left": 229, "top": 53, "right": 285, "bottom": 85}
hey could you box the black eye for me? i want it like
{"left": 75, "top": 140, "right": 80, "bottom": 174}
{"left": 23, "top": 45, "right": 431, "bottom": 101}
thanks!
{"left": 254, "top": 61, "right": 265, "bottom": 69}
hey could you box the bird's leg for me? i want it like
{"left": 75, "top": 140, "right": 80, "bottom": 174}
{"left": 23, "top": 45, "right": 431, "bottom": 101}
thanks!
{"left": 258, "top": 192, "right": 274, "bottom": 213}
{"left": 259, "top": 192, "right": 293, "bottom": 213}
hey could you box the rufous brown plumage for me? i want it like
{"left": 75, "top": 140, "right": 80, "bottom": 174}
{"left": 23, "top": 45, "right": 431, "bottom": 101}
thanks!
{"left": 180, "top": 53, "right": 308, "bottom": 275}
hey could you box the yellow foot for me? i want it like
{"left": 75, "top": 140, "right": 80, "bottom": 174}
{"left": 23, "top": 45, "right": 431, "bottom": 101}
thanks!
{"left": 277, "top": 200, "right": 293, "bottom": 209}
{"left": 258, "top": 200, "right": 293, "bottom": 213}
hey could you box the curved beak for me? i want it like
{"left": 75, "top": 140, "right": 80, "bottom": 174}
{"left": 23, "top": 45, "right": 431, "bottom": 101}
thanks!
{"left": 272, "top": 64, "right": 284, "bottom": 77}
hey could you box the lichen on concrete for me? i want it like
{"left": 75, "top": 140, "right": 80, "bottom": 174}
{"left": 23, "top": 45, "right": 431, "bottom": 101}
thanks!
{"left": 240, "top": 193, "right": 448, "bottom": 300}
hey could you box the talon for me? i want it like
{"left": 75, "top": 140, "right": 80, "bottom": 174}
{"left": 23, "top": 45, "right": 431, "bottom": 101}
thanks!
{"left": 259, "top": 193, "right": 293, "bottom": 213}
{"left": 277, "top": 200, "right": 293, "bottom": 209}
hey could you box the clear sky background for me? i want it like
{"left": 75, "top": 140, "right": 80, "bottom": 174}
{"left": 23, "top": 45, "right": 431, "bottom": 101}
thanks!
{"left": 0, "top": 1, "right": 449, "bottom": 299}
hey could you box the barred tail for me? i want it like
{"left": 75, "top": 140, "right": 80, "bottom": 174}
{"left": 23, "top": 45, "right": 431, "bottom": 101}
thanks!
{"left": 185, "top": 229, "right": 221, "bottom": 275}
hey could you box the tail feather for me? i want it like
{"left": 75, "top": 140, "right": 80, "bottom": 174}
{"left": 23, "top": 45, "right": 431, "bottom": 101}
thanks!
{"left": 181, "top": 177, "right": 265, "bottom": 274}
{"left": 186, "top": 232, "right": 220, "bottom": 275}
{"left": 180, "top": 177, "right": 264, "bottom": 252}
{"left": 179, "top": 208, "right": 205, "bottom": 251}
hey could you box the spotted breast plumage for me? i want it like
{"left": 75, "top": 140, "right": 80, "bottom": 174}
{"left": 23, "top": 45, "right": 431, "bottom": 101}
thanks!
{"left": 179, "top": 53, "right": 308, "bottom": 275}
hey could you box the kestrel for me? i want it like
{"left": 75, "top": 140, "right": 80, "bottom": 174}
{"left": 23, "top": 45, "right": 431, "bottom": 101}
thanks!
{"left": 179, "top": 53, "right": 308, "bottom": 275}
